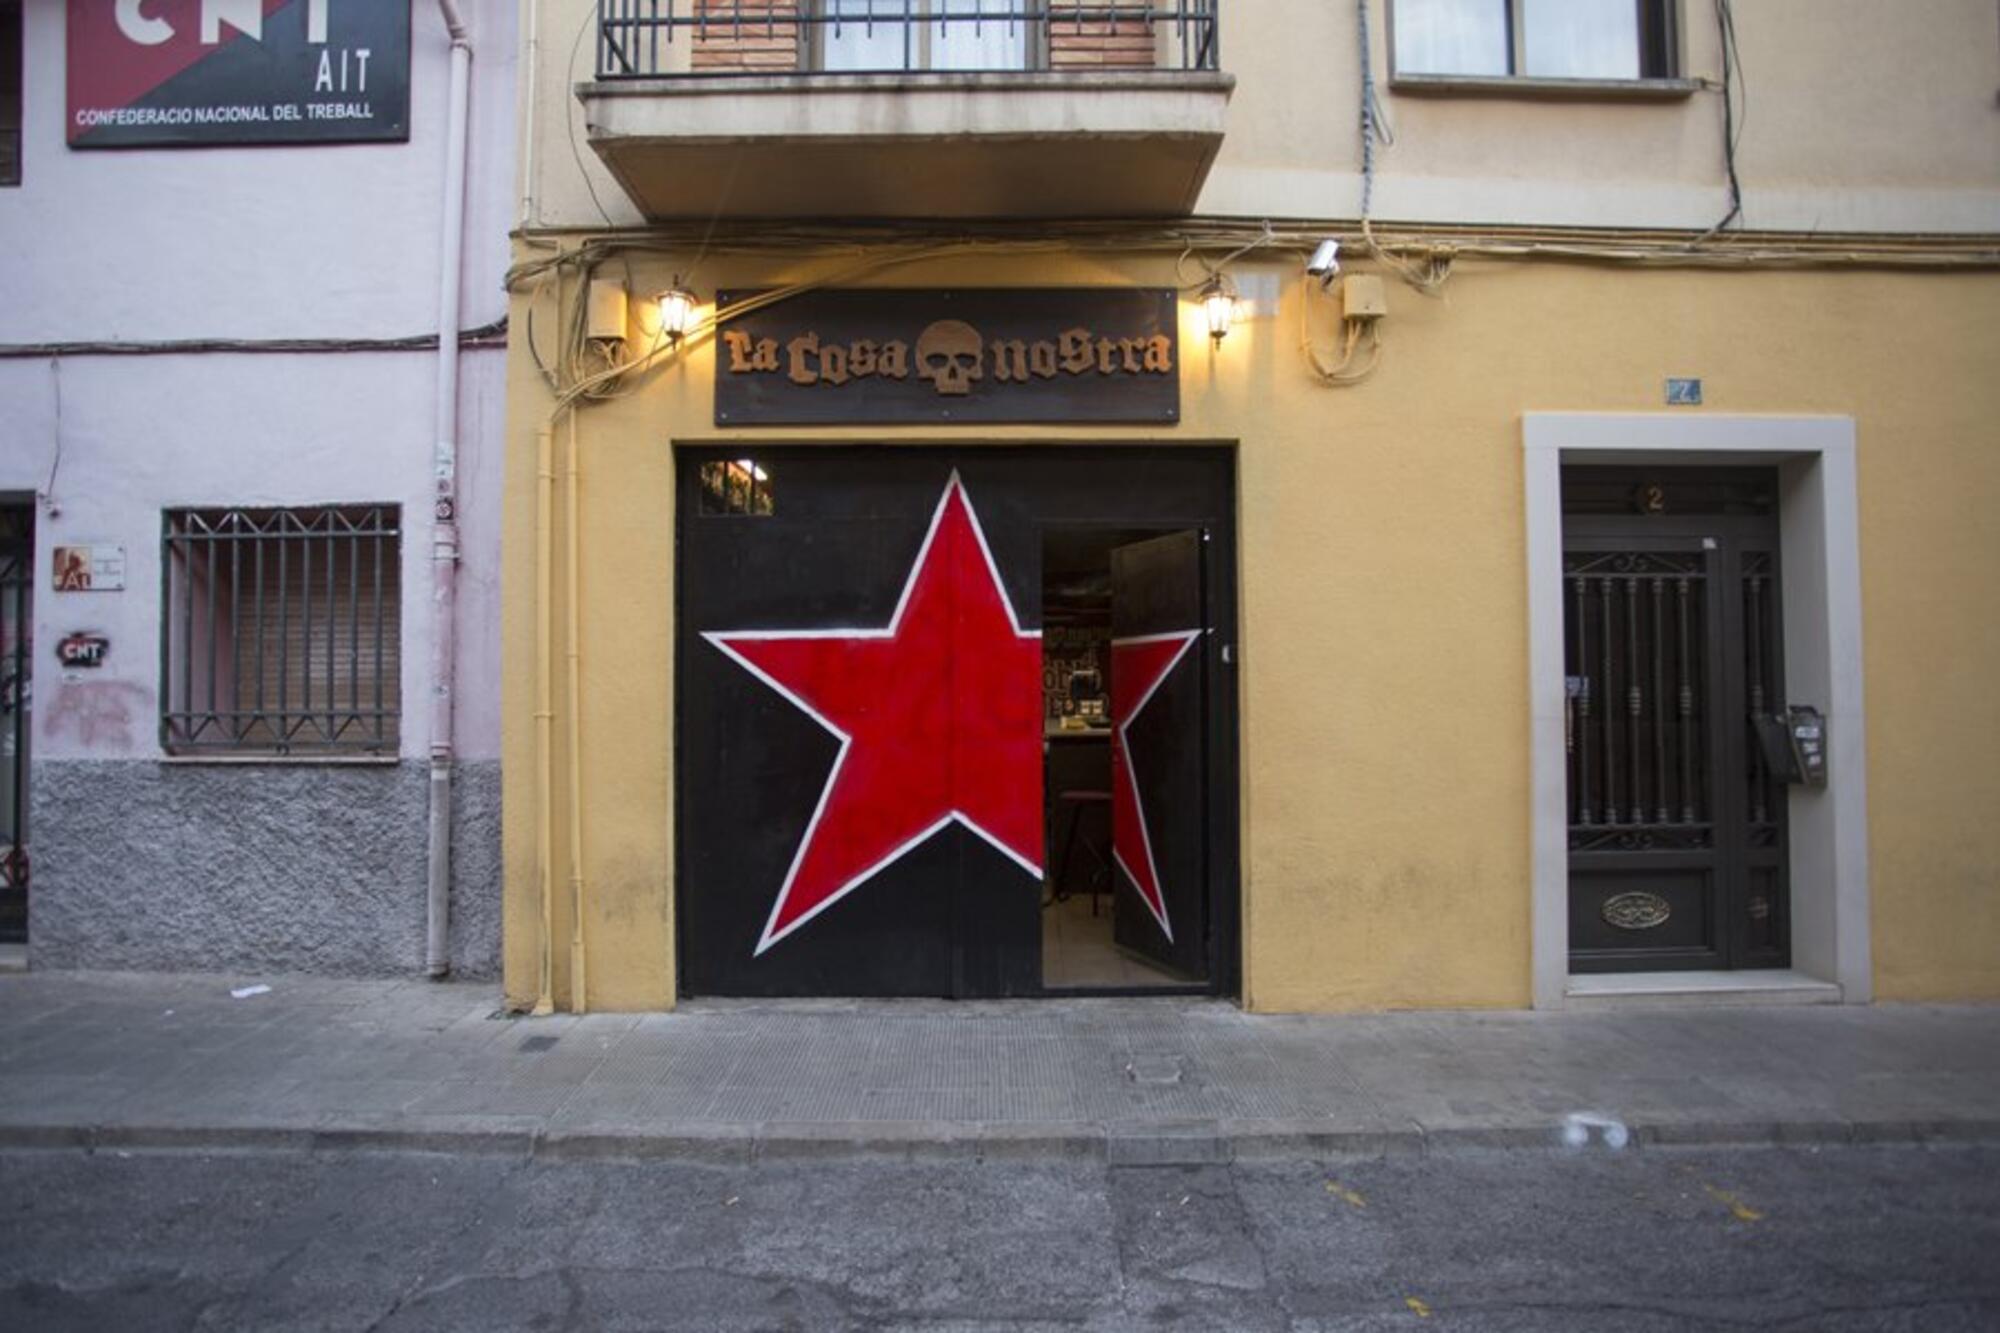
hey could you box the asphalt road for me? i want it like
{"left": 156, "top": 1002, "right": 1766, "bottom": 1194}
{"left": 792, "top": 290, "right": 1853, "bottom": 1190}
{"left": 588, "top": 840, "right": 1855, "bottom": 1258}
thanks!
{"left": 1, "top": 1143, "right": 1995, "bottom": 1331}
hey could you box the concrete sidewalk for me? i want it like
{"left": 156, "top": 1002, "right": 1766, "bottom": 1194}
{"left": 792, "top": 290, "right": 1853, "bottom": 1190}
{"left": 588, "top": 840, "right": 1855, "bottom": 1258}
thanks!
{"left": 1, "top": 971, "right": 1995, "bottom": 1163}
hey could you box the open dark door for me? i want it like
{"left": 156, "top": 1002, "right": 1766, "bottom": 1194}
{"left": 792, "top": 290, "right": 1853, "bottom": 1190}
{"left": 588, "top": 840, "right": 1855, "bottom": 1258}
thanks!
{"left": 1109, "top": 530, "right": 1207, "bottom": 980}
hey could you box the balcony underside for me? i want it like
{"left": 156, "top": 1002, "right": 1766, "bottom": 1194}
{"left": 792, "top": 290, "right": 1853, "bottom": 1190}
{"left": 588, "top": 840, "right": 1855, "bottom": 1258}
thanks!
{"left": 579, "top": 72, "right": 1234, "bottom": 221}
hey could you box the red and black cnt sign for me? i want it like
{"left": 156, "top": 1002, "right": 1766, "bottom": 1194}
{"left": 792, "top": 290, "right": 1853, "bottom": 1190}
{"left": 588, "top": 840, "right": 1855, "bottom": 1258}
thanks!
{"left": 67, "top": 1, "right": 410, "bottom": 149}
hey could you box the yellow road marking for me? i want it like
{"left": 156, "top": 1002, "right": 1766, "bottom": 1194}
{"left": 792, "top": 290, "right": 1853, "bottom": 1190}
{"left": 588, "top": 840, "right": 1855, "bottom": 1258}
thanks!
{"left": 1703, "top": 1184, "right": 1764, "bottom": 1222}
{"left": 1325, "top": 1180, "right": 1367, "bottom": 1209}
{"left": 1405, "top": 1296, "right": 1432, "bottom": 1318}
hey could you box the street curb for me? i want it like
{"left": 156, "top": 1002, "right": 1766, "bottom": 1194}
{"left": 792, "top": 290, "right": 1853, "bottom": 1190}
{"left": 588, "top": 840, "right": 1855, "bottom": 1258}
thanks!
{"left": 4, "top": 1116, "right": 1999, "bottom": 1163}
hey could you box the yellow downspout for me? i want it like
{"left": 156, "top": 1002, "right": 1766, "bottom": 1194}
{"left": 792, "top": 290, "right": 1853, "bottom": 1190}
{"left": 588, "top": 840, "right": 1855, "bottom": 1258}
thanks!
{"left": 532, "top": 423, "right": 556, "bottom": 1016}
{"left": 565, "top": 411, "right": 589, "bottom": 1013}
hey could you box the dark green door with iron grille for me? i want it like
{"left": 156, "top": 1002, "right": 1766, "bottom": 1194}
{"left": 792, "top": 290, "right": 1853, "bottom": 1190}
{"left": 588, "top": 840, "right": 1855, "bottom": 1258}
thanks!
{"left": 1561, "top": 469, "right": 1789, "bottom": 972}
{"left": 0, "top": 505, "right": 30, "bottom": 944}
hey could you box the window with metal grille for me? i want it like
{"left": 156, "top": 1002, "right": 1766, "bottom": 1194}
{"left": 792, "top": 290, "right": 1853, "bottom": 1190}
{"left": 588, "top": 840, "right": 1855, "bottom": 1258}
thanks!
{"left": 161, "top": 506, "right": 401, "bottom": 755}
{"left": 1, "top": 2, "right": 22, "bottom": 187}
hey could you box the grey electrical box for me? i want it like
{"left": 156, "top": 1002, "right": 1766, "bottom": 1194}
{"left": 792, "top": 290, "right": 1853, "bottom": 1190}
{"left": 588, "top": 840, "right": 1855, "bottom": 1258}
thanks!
{"left": 1755, "top": 705, "right": 1828, "bottom": 787}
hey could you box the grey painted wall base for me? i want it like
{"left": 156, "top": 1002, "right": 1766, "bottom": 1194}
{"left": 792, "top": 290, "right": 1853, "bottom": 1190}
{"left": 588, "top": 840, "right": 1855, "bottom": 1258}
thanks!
{"left": 447, "top": 760, "right": 503, "bottom": 980}
{"left": 28, "top": 759, "right": 501, "bottom": 979}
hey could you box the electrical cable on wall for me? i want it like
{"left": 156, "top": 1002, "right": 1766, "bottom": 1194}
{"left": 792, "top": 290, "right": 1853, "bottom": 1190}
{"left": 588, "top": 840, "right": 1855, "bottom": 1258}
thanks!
{"left": 1302, "top": 278, "right": 1385, "bottom": 387}
{"left": 0, "top": 322, "right": 509, "bottom": 360}
{"left": 1173, "top": 220, "right": 1276, "bottom": 291}
{"left": 1356, "top": 0, "right": 1392, "bottom": 224}
{"left": 1355, "top": 0, "right": 1453, "bottom": 294}
{"left": 565, "top": 2, "right": 620, "bottom": 229}
{"left": 509, "top": 220, "right": 1998, "bottom": 272}
{"left": 510, "top": 239, "right": 1057, "bottom": 421}
{"left": 41, "top": 358, "right": 63, "bottom": 516}
{"left": 507, "top": 215, "right": 1998, "bottom": 412}
{"left": 1694, "top": 0, "right": 1748, "bottom": 242}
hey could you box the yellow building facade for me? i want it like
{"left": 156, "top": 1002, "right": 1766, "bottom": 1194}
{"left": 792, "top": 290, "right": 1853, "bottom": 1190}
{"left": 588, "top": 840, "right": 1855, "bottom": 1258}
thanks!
{"left": 501, "top": 1, "right": 2000, "bottom": 1012}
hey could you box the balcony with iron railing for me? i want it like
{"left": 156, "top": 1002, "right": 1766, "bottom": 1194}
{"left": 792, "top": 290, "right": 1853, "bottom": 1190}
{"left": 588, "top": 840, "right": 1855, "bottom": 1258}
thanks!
{"left": 579, "top": 2, "right": 1232, "bottom": 219}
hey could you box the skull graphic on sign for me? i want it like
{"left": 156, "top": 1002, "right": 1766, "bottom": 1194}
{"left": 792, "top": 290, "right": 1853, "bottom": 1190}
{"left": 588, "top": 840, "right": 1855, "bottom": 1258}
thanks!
{"left": 915, "top": 320, "right": 984, "bottom": 397}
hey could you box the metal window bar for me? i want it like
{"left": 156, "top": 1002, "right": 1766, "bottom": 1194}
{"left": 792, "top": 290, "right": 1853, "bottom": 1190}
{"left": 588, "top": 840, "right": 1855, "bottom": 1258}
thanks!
{"left": 161, "top": 506, "right": 401, "bottom": 755}
{"left": 596, "top": 0, "right": 1219, "bottom": 77}
{"left": 1741, "top": 551, "right": 1781, "bottom": 840}
{"left": 1564, "top": 550, "right": 1710, "bottom": 852}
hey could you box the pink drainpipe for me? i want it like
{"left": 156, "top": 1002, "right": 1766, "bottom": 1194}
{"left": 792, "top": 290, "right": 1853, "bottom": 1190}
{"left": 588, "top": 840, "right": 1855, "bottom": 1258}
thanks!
{"left": 427, "top": 0, "right": 471, "bottom": 977}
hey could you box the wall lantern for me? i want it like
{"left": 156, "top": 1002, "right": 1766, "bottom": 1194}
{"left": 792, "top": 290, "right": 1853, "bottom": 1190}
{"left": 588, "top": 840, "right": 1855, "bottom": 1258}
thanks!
{"left": 657, "top": 279, "right": 698, "bottom": 343}
{"left": 1199, "top": 275, "right": 1236, "bottom": 344}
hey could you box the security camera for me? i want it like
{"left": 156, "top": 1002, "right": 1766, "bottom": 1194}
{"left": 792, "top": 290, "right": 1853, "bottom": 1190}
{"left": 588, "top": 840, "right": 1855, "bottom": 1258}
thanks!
{"left": 1306, "top": 239, "right": 1341, "bottom": 279}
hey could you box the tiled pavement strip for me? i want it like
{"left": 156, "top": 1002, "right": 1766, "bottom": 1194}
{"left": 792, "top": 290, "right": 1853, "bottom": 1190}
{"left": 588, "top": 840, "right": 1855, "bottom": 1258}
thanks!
{"left": 0, "top": 971, "right": 1995, "bottom": 1163}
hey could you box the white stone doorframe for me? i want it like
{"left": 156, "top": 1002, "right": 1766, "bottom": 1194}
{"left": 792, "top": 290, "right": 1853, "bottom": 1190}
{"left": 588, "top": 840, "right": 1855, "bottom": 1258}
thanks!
{"left": 1524, "top": 414, "right": 1871, "bottom": 1009}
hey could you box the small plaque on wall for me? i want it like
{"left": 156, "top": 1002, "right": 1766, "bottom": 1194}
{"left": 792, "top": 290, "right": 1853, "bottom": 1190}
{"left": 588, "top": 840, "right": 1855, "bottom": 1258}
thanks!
{"left": 713, "top": 289, "right": 1181, "bottom": 426}
{"left": 52, "top": 545, "right": 126, "bottom": 592}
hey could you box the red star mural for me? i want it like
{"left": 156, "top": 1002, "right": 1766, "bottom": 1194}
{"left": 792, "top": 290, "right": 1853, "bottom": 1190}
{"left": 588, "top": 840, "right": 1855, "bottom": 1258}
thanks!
{"left": 706, "top": 475, "right": 1044, "bottom": 955}
{"left": 1110, "top": 631, "right": 1201, "bottom": 942}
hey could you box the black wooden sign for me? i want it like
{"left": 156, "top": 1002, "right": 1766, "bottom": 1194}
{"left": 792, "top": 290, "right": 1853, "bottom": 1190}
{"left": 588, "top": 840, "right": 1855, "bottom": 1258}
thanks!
{"left": 713, "top": 289, "right": 1180, "bottom": 426}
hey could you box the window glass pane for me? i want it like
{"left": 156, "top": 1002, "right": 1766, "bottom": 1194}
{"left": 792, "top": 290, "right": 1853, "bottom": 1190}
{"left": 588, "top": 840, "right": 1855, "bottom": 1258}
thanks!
{"left": 1523, "top": 0, "right": 1641, "bottom": 79}
{"left": 928, "top": 0, "right": 1026, "bottom": 71}
{"left": 822, "top": 0, "right": 913, "bottom": 71}
{"left": 699, "top": 460, "right": 774, "bottom": 517}
{"left": 1394, "top": 0, "right": 1509, "bottom": 76}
